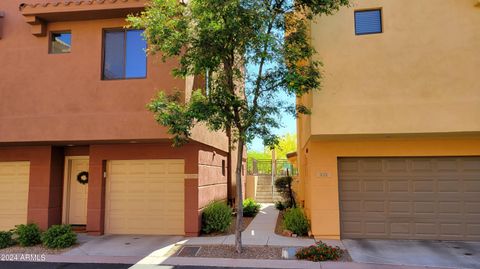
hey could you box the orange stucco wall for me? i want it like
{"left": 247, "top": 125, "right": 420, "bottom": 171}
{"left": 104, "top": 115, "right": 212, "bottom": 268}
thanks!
{"left": 198, "top": 150, "right": 228, "bottom": 209}
{"left": 0, "top": 0, "right": 227, "bottom": 151}
{"left": 300, "top": 136, "right": 480, "bottom": 239}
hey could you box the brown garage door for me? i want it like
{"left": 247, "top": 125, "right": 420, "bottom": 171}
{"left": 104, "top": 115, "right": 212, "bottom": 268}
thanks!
{"left": 339, "top": 157, "right": 480, "bottom": 240}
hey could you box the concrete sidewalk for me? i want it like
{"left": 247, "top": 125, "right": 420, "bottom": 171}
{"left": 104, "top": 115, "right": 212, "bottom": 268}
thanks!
{"left": 185, "top": 203, "right": 316, "bottom": 247}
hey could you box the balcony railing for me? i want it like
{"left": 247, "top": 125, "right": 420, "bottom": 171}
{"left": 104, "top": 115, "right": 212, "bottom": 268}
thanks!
{"left": 247, "top": 158, "right": 298, "bottom": 176}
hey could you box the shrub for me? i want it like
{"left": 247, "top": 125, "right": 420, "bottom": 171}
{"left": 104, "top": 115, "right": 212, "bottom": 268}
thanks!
{"left": 15, "top": 223, "right": 41, "bottom": 247}
{"left": 283, "top": 207, "right": 309, "bottom": 236}
{"left": 274, "top": 176, "right": 296, "bottom": 208}
{"left": 0, "top": 231, "right": 14, "bottom": 249}
{"left": 243, "top": 198, "right": 260, "bottom": 217}
{"left": 41, "top": 225, "right": 77, "bottom": 249}
{"left": 275, "top": 200, "right": 286, "bottom": 211}
{"left": 202, "top": 201, "right": 232, "bottom": 234}
{"left": 296, "top": 241, "right": 344, "bottom": 261}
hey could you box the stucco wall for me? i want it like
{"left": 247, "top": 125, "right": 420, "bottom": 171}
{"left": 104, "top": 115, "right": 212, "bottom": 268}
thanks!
{"left": 301, "top": 136, "right": 480, "bottom": 239}
{"left": 198, "top": 150, "right": 228, "bottom": 209}
{"left": 308, "top": 0, "right": 480, "bottom": 136}
{"left": 0, "top": 0, "right": 228, "bottom": 151}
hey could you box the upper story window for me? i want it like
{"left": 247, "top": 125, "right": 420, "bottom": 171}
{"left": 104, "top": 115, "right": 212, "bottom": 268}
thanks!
{"left": 354, "top": 9, "right": 382, "bottom": 35}
{"left": 50, "top": 31, "right": 71, "bottom": 54}
{"left": 102, "top": 29, "right": 147, "bottom": 80}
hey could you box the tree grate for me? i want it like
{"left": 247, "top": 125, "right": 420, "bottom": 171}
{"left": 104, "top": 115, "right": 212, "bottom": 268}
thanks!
{"left": 177, "top": 246, "right": 201, "bottom": 257}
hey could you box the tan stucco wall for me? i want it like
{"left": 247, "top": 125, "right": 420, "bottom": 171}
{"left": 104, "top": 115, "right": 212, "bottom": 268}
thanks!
{"left": 300, "top": 136, "right": 480, "bottom": 239}
{"left": 245, "top": 175, "right": 257, "bottom": 199}
{"left": 308, "top": 0, "right": 480, "bottom": 136}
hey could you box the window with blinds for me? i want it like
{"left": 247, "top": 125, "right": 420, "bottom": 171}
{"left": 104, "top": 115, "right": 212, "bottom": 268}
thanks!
{"left": 354, "top": 9, "right": 382, "bottom": 35}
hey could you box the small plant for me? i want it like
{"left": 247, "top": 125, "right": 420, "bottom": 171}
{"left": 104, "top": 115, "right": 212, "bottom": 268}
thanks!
{"left": 0, "top": 231, "right": 14, "bottom": 249}
{"left": 202, "top": 201, "right": 232, "bottom": 234}
{"left": 275, "top": 200, "right": 286, "bottom": 211}
{"left": 14, "top": 223, "right": 42, "bottom": 247}
{"left": 274, "top": 176, "right": 296, "bottom": 208}
{"left": 243, "top": 198, "right": 260, "bottom": 217}
{"left": 41, "top": 224, "right": 77, "bottom": 249}
{"left": 296, "top": 241, "right": 344, "bottom": 261}
{"left": 283, "top": 207, "right": 309, "bottom": 236}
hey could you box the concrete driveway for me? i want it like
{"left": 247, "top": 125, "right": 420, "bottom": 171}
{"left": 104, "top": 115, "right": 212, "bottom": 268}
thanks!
{"left": 343, "top": 239, "right": 480, "bottom": 269}
{"left": 64, "top": 234, "right": 184, "bottom": 257}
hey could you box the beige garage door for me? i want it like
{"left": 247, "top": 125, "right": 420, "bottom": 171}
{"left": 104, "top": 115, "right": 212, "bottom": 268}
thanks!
{"left": 339, "top": 157, "right": 480, "bottom": 240}
{"left": 0, "top": 161, "right": 29, "bottom": 230}
{"left": 105, "top": 159, "right": 185, "bottom": 235}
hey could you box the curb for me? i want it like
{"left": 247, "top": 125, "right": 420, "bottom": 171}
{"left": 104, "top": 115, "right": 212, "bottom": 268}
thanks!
{"left": 3, "top": 253, "right": 456, "bottom": 269}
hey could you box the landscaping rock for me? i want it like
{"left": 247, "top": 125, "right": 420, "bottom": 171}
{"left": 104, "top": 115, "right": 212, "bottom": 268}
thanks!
{"left": 282, "top": 230, "right": 293, "bottom": 237}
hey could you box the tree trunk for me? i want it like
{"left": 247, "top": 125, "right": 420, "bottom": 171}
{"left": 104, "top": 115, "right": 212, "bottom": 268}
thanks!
{"left": 235, "top": 139, "right": 244, "bottom": 253}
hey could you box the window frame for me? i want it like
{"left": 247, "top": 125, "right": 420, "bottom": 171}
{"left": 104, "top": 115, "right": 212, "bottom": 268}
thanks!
{"left": 101, "top": 28, "right": 147, "bottom": 81}
{"left": 354, "top": 8, "right": 383, "bottom": 36}
{"left": 49, "top": 30, "right": 72, "bottom": 54}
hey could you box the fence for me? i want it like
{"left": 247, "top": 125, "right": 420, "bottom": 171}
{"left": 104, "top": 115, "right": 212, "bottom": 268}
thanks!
{"left": 247, "top": 158, "right": 298, "bottom": 176}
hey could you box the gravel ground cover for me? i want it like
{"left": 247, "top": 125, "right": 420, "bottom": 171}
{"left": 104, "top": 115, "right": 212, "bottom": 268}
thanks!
{"left": 0, "top": 244, "right": 76, "bottom": 255}
{"left": 195, "top": 245, "right": 283, "bottom": 259}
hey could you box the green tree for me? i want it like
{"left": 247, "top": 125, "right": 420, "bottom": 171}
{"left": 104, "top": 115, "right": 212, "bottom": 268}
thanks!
{"left": 128, "top": 0, "right": 349, "bottom": 252}
{"left": 268, "top": 132, "right": 297, "bottom": 158}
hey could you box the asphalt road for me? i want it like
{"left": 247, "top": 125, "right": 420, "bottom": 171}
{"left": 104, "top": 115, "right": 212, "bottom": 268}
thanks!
{"left": 0, "top": 263, "right": 276, "bottom": 269}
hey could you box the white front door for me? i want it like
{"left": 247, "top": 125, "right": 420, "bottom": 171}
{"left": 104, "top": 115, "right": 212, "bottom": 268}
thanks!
{"left": 67, "top": 158, "right": 89, "bottom": 225}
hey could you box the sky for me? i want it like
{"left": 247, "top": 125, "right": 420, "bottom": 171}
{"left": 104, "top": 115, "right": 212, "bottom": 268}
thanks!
{"left": 246, "top": 61, "right": 296, "bottom": 152}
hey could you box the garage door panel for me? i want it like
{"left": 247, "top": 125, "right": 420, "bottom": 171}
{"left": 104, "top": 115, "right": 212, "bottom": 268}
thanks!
{"left": 105, "top": 159, "right": 185, "bottom": 235}
{"left": 389, "top": 201, "right": 411, "bottom": 214}
{"left": 364, "top": 181, "right": 385, "bottom": 192}
{"left": 342, "top": 221, "right": 362, "bottom": 234}
{"left": 385, "top": 159, "right": 408, "bottom": 173}
{"left": 461, "top": 158, "right": 480, "bottom": 172}
{"left": 362, "top": 159, "right": 383, "bottom": 172}
{"left": 388, "top": 181, "right": 409, "bottom": 192}
{"left": 0, "top": 162, "right": 29, "bottom": 231}
{"left": 465, "top": 180, "right": 480, "bottom": 192}
{"left": 339, "top": 157, "right": 480, "bottom": 240}
{"left": 411, "top": 159, "right": 434, "bottom": 172}
{"left": 390, "top": 222, "right": 411, "bottom": 236}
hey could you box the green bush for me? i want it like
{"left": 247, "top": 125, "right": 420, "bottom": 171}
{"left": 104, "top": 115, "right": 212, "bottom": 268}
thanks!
{"left": 283, "top": 207, "right": 309, "bottom": 236}
{"left": 202, "top": 201, "right": 232, "bottom": 234}
{"left": 296, "top": 241, "right": 344, "bottom": 261}
{"left": 0, "top": 231, "right": 14, "bottom": 249}
{"left": 243, "top": 198, "right": 260, "bottom": 217}
{"left": 15, "top": 223, "right": 41, "bottom": 247}
{"left": 41, "top": 225, "right": 77, "bottom": 249}
{"left": 275, "top": 201, "right": 286, "bottom": 211}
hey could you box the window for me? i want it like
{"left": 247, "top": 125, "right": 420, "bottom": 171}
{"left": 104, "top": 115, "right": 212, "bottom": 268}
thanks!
{"left": 50, "top": 31, "right": 71, "bottom": 54}
{"left": 354, "top": 9, "right": 382, "bottom": 35}
{"left": 102, "top": 29, "right": 147, "bottom": 80}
